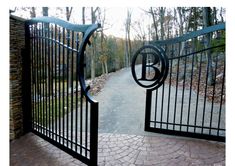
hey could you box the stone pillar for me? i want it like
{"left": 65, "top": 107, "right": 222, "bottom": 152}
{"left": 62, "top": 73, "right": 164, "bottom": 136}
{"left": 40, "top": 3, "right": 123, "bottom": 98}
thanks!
{"left": 10, "top": 15, "right": 26, "bottom": 140}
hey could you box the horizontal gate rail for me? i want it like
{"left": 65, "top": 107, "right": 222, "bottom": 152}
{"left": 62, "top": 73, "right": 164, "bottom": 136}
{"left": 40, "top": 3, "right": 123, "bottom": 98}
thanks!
{"left": 151, "top": 23, "right": 225, "bottom": 46}
{"left": 145, "top": 23, "right": 225, "bottom": 142}
{"left": 24, "top": 16, "right": 101, "bottom": 165}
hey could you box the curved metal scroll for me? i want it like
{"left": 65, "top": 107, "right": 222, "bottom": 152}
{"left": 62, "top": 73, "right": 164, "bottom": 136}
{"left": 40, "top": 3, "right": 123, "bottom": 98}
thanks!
{"left": 131, "top": 44, "right": 169, "bottom": 90}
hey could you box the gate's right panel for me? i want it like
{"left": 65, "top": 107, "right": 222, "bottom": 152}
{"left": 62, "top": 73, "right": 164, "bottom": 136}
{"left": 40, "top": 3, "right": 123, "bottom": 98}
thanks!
{"left": 145, "top": 24, "right": 225, "bottom": 141}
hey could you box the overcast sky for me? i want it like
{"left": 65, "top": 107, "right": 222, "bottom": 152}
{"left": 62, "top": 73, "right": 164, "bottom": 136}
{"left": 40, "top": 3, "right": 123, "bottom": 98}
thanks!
{"left": 11, "top": 7, "right": 151, "bottom": 39}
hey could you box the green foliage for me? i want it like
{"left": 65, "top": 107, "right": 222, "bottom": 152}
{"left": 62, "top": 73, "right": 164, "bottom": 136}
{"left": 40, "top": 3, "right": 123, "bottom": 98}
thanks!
{"left": 211, "top": 30, "right": 225, "bottom": 53}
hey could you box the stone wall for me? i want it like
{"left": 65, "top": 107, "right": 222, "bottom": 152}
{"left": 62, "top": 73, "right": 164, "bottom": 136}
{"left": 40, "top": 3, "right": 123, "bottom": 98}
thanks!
{"left": 10, "top": 15, "right": 26, "bottom": 140}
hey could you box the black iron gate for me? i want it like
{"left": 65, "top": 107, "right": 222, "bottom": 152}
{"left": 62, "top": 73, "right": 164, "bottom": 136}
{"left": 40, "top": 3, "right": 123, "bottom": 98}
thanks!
{"left": 23, "top": 17, "right": 100, "bottom": 165}
{"left": 132, "top": 23, "right": 225, "bottom": 142}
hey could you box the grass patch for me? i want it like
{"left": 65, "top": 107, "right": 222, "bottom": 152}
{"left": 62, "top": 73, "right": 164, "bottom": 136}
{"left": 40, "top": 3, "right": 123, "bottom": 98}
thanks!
{"left": 32, "top": 94, "right": 81, "bottom": 126}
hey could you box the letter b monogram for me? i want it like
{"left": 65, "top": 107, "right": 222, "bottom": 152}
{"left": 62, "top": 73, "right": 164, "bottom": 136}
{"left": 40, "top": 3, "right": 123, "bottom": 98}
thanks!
{"left": 131, "top": 45, "right": 169, "bottom": 89}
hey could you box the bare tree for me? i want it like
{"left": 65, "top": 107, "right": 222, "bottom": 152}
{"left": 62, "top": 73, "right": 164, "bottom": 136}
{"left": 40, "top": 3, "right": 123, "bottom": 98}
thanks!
{"left": 90, "top": 7, "right": 99, "bottom": 79}
{"left": 159, "top": 7, "right": 166, "bottom": 40}
{"left": 97, "top": 8, "right": 108, "bottom": 75}
{"left": 212, "top": 7, "right": 218, "bottom": 24}
{"left": 219, "top": 7, "right": 224, "bottom": 22}
{"left": 177, "top": 7, "right": 193, "bottom": 57}
{"left": 132, "top": 20, "right": 147, "bottom": 45}
{"left": 66, "top": 7, "right": 73, "bottom": 21}
{"left": 124, "top": 9, "right": 132, "bottom": 67}
{"left": 82, "top": 7, "right": 85, "bottom": 24}
{"left": 203, "top": 7, "right": 215, "bottom": 86}
{"left": 30, "top": 7, "right": 36, "bottom": 18}
{"left": 42, "top": 7, "right": 48, "bottom": 16}
{"left": 149, "top": 7, "right": 159, "bottom": 41}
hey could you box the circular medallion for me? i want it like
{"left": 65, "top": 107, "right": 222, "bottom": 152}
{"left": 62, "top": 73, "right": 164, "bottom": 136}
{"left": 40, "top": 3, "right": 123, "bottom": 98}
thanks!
{"left": 131, "top": 45, "right": 169, "bottom": 89}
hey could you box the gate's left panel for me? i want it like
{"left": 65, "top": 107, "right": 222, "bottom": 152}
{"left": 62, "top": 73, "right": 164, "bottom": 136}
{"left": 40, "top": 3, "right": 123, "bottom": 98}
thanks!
{"left": 25, "top": 17, "right": 99, "bottom": 165}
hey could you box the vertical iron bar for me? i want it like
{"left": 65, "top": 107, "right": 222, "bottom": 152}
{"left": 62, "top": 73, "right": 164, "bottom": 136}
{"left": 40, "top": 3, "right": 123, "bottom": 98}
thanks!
{"left": 201, "top": 52, "right": 210, "bottom": 134}
{"left": 179, "top": 51, "right": 187, "bottom": 131}
{"left": 194, "top": 53, "right": 203, "bottom": 133}
{"left": 70, "top": 31, "right": 74, "bottom": 150}
{"left": 160, "top": 83, "right": 165, "bottom": 129}
{"left": 66, "top": 29, "right": 70, "bottom": 147}
{"left": 186, "top": 53, "right": 195, "bottom": 132}
{"left": 43, "top": 24, "right": 47, "bottom": 136}
{"left": 35, "top": 25, "right": 38, "bottom": 131}
{"left": 41, "top": 24, "right": 45, "bottom": 135}
{"left": 40, "top": 25, "right": 43, "bottom": 133}
{"left": 154, "top": 89, "right": 158, "bottom": 128}
{"left": 80, "top": 90, "right": 83, "bottom": 154}
{"left": 209, "top": 52, "right": 218, "bottom": 135}
{"left": 34, "top": 25, "right": 37, "bottom": 131}
{"left": 75, "top": 33, "right": 79, "bottom": 152}
{"left": 217, "top": 54, "right": 225, "bottom": 136}
{"left": 85, "top": 98, "right": 88, "bottom": 157}
{"left": 62, "top": 27, "right": 65, "bottom": 145}
{"left": 54, "top": 25, "right": 58, "bottom": 142}
{"left": 31, "top": 25, "right": 35, "bottom": 130}
{"left": 173, "top": 45, "right": 181, "bottom": 130}
{"left": 38, "top": 24, "right": 43, "bottom": 133}
{"left": 145, "top": 89, "right": 152, "bottom": 131}
{"left": 36, "top": 25, "right": 40, "bottom": 131}
{"left": 51, "top": 25, "right": 54, "bottom": 139}
{"left": 47, "top": 24, "right": 51, "bottom": 137}
{"left": 58, "top": 27, "right": 61, "bottom": 143}
{"left": 45, "top": 23, "right": 48, "bottom": 137}
{"left": 166, "top": 59, "right": 173, "bottom": 130}
{"left": 38, "top": 25, "right": 41, "bottom": 132}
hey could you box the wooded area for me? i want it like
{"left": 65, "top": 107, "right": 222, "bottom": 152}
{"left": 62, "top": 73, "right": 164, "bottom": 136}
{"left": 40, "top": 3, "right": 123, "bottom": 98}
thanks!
{"left": 11, "top": 7, "right": 226, "bottom": 102}
{"left": 11, "top": 7, "right": 225, "bottom": 84}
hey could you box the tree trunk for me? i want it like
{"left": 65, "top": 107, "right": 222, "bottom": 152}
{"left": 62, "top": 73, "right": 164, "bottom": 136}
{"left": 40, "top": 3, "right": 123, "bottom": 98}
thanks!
{"left": 159, "top": 7, "right": 165, "bottom": 40}
{"left": 124, "top": 36, "right": 129, "bottom": 67}
{"left": 124, "top": 9, "right": 131, "bottom": 67}
{"left": 177, "top": 7, "right": 185, "bottom": 59}
{"left": 203, "top": 7, "right": 215, "bottom": 86}
{"left": 66, "top": 7, "right": 73, "bottom": 21}
{"left": 219, "top": 7, "right": 224, "bottom": 22}
{"left": 42, "top": 7, "right": 48, "bottom": 16}
{"left": 178, "top": 7, "right": 192, "bottom": 57}
{"left": 128, "top": 29, "right": 132, "bottom": 66}
{"left": 213, "top": 7, "right": 218, "bottom": 24}
{"left": 101, "top": 62, "right": 105, "bottom": 75}
{"left": 149, "top": 7, "right": 158, "bottom": 41}
{"left": 90, "top": 7, "right": 98, "bottom": 79}
{"left": 30, "top": 7, "right": 36, "bottom": 18}
{"left": 104, "top": 60, "right": 108, "bottom": 74}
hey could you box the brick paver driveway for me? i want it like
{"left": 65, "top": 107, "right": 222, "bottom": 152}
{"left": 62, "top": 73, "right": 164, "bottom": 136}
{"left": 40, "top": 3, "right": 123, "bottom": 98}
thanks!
{"left": 11, "top": 132, "right": 225, "bottom": 166}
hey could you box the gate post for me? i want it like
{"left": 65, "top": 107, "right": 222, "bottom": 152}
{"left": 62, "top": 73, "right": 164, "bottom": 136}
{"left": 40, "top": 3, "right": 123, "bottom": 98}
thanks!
{"left": 22, "top": 23, "right": 32, "bottom": 133}
{"left": 144, "top": 89, "right": 152, "bottom": 131}
{"left": 90, "top": 102, "right": 99, "bottom": 166}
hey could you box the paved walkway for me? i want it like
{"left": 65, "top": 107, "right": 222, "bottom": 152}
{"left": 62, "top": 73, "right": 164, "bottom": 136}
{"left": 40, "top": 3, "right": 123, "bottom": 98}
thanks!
{"left": 11, "top": 132, "right": 225, "bottom": 166}
{"left": 96, "top": 67, "right": 147, "bottom": 135}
